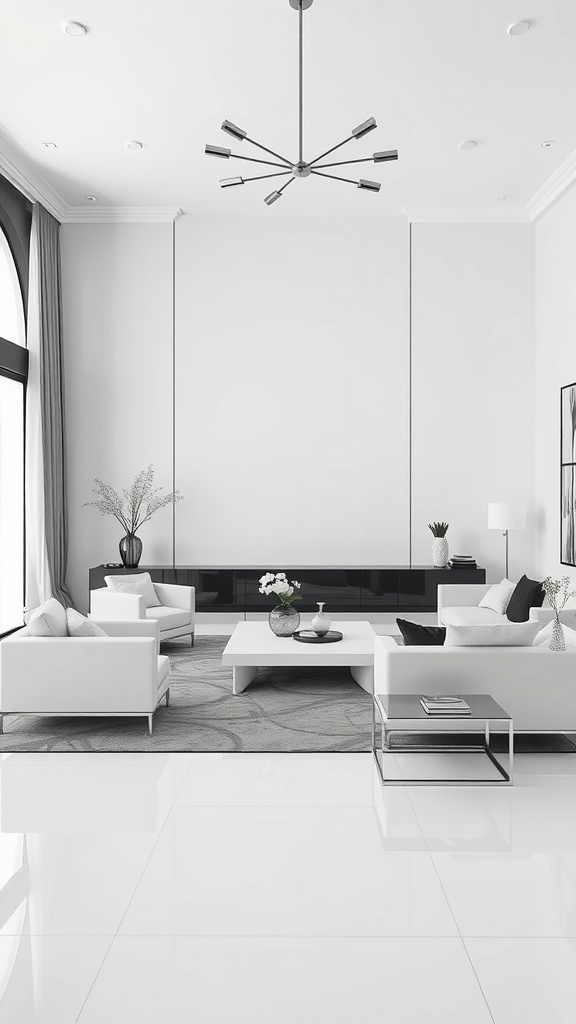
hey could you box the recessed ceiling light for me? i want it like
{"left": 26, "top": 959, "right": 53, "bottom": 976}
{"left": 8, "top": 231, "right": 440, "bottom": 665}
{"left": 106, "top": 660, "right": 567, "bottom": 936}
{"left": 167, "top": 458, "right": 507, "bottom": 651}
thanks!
{"left": 541, "top": 139, "right": 556, "bottom": 148}
{"left": 499, "top": 194, "right": 513, "bottom": 201}
{"left": 84, "top": 195, "right": 97, "bottom": 202}
{"left": 64, "top": 21, "right": 87, "bottom": 37}
{"left": 507, "top": 20, "right": 531, "bottom": 36}
{"left": 458, "top": 139, "right": 476, "bottom": 151}
{"left": 125, "top": 140, "right": 143, "bottom": 151}
{"left": 42, "top": 142, "right": 57, "bottom": 149}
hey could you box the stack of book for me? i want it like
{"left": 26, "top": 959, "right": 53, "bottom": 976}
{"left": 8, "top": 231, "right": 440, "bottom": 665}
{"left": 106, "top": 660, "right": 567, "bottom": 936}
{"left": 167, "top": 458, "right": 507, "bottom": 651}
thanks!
{"left": 420, "top": 695, "right": 471, "bottom": 716}
{"left": 448, "top": 555, "right": 477, "bottom": 570}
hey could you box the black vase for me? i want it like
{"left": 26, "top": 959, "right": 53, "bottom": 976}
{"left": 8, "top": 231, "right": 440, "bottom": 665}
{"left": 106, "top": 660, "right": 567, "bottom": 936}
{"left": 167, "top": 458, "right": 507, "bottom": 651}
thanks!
{"left": 119, "top": 533, "right": 142, "bottom": 569}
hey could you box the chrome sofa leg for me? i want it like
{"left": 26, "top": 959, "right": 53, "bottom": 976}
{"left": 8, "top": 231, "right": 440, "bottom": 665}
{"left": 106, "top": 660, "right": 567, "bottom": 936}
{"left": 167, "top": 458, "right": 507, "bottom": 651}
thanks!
{"left": 0, "top": 714, "right": 3, "bottom": 735}
{"left": 148, "top": 714, "right": 153, "bottom": 736}
{"left": 165, "top": 688, "right": 170, "bottom": 707}
{"left": 191, "top": 631, "right": 195, "bottom": 647}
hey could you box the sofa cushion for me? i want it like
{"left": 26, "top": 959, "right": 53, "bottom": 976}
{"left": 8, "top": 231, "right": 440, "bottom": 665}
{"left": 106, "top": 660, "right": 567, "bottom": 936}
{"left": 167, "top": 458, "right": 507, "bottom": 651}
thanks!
{"left": 105, "top": 572, "right": 160, "bottom": 608}
{"left": 146, "top": 606, "right": 190, "bottom": 630}
{"left": 445, "top": 620, "right": 540, "bottom": 647}
{"left": 157, "top": 655, "right": 170, "bottom": 688}
{"left": 396, "top": 618, "right": 446, "bottom": 646}
{"left": 66, "top": 608, "right": 108, "bottom": 637}
{"left": 478, "top": 579, "right": 516, "bottom": 614}
{"left": 506, "top": 575, "right": 545, "bottom": 622}
{"left": 441, "top": 606, "right": 506, "bottom": 626}
{"left": 27, "top": 598, "right": 68, "bottom": 637}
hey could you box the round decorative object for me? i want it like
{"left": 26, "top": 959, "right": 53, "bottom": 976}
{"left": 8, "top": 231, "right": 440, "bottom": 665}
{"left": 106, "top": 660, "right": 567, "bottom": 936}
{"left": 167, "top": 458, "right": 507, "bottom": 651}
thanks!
{"left": 550, "top": 618, "right": 566, "bottom": 652}
{"left": 289, "top": 0, "right": 314, "bottom": 9}
{"left": 431, "top": 537, "right": 449, "bottom": 567}
{"left": 293, "top": 630, "right": 343, "bottom": 644}
{"left": 310, "top": 601, "right": 331, "bottom": 636}
{"left": 269, "top": 604, "right": 300, "bottom": 637}
{"left": 119, "top": 533, "right": 142, "bottom": 569}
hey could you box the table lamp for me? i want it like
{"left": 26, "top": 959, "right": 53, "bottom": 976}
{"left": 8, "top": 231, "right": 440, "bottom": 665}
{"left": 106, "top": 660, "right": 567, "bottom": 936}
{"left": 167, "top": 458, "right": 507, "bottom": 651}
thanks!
{"left": 488, "top": 503, "right": 526, "bottom": 579}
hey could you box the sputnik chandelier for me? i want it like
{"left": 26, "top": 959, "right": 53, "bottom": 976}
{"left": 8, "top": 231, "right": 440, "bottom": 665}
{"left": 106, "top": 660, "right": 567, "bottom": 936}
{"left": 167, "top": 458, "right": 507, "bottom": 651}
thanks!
{"left": 205, "top": 0, "right": 398, "bottom": 206}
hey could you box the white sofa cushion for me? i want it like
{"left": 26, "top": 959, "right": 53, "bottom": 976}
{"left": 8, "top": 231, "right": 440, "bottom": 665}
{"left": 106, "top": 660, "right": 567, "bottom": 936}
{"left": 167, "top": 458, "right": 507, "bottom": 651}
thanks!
{"left": 445, "top": 620, "right": 540, "bottom": 647}
{"left": 157, "top": 655, "right": 170, "bottom": 688}
{"left": 66, "top": 608, "right": 108, "bottom": 637}
{"left": 27, "top": 598, "right": 68, "bottom": 637}
{"left": 105, "top": 572, "right": 160, "bottom": 608}
{"left": 441, "top": 606, "right": 506, "bottom": 626}
{"left": 478, "top": 579, "right": 516, "bottom": 614}
{"left": 146, "top": 606, "right": 190, "bottom": 630}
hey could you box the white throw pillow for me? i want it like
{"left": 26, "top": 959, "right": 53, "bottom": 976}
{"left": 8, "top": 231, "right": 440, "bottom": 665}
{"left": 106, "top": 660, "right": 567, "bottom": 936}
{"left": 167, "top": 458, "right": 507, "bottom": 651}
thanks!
{"left": 104, "top": 572, "right": 160, "bottom": 608}
{"left": 445, "top": 621, "right": 540, "bottom": 647}
{"left": 66, "top": 608, "right": 108, "bottom": 637}
{"left": 27, "top": 598, "right": 68, "bottom": 637}
{"left": 478, "top": 579, "right": 516, "bottom": 615}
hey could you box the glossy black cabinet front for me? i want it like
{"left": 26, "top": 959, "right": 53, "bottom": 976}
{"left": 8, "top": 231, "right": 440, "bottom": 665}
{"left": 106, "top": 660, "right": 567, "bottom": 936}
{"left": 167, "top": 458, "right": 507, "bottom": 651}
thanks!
{"left": 89, "top": 565, "right": 485, "bottom": 612}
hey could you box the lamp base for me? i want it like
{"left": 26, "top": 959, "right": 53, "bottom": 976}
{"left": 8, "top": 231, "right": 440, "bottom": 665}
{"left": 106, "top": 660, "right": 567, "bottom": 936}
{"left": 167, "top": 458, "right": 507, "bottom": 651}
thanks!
{"left": 289, "top": 0, "right": 314, "bottom": 9}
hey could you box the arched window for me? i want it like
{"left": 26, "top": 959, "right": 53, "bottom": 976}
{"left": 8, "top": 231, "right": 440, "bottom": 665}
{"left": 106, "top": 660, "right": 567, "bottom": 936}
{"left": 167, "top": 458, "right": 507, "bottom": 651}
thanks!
{"left": 0, "top": 225, "right": 27, "bottom": 633}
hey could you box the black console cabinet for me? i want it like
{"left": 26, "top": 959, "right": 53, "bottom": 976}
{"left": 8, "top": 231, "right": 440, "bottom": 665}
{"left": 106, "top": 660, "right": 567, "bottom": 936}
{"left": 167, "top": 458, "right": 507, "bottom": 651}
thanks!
{"left": 89, "top": 565, "right": 486, "bottom": 613}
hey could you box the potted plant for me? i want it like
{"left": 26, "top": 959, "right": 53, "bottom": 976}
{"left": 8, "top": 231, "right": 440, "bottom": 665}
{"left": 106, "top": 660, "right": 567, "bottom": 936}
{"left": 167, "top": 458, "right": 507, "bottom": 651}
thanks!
{"left": 428, "top": 521, "right": 449, "bottom": 567}
{"left": 541, "top": 576, "right": 576, "bottom": 651}
{"left": 84, "top": 465, "right": 182, "bottom": 568}
{"left": 259, "top": 572, "right": 302, "bottom": 636}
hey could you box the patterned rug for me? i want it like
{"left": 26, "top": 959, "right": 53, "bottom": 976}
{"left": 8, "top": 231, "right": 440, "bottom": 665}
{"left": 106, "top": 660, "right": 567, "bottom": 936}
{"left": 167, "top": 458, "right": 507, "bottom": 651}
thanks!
{"left": 2, "top": 635, "right": 575, "bottom": 754}
{"left": 0, "top": 636, "right": 372, "bottom": 753}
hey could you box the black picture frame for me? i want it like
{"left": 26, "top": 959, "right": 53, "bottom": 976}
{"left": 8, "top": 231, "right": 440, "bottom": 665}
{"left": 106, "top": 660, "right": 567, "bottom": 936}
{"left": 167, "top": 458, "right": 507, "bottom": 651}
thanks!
{"left": 560, "top": 382, "right": 576, "bottom": 566}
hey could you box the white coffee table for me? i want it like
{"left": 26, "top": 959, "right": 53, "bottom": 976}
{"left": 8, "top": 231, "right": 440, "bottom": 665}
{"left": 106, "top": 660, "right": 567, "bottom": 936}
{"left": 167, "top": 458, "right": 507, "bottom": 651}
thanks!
{"left": 222, "top": 620, "right": 376, "bottom": 695}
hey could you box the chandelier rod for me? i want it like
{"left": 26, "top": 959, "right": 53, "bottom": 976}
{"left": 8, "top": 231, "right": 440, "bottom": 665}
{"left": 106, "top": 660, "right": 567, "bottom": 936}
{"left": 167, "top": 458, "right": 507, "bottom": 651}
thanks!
{"left": 230, "top": 154, "right": 292, "bottom": 170}
{"left": 299, "top": 0, "right": 303, "bottom": 164}
{"left": 243, "top": 171, "right": 293, "bottom": 183}
{"left": 244, "top": 137, "right": 294, "bottom": 166}
{"left": 310, "top": 169, "right": 359, "bottom": 186}
{"left": 315, "top": 157, "right": 379, "bottom": 169}
{"left": 308, "top": 135, "right": 355, "bottom": 167}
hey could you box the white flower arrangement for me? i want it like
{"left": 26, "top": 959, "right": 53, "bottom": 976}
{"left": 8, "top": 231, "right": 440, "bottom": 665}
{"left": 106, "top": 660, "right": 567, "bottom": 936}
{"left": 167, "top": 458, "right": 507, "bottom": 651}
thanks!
{"left": 542, "top": 576, "right": 576, "bottom": 617}
{"left": 259, "top": 571, "right": 302, "bottom": 607}
{"left": 84, "top": 465, "right": 182, "bottom": 536}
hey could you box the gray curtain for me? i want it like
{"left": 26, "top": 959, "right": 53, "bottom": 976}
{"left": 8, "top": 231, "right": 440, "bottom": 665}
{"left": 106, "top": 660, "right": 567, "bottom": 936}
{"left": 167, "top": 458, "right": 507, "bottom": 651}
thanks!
{"left": 33, "top": 203, "right": 73, "bottom": 607}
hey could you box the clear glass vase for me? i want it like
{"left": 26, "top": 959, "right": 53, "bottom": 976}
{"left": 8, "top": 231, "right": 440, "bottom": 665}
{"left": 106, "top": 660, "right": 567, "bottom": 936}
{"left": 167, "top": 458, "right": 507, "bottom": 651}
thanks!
{"left": 269, "top": 604, "right": 300, "bottom": 637}
{"left": 550, "top": 617, "right": 566, "bottom": 652}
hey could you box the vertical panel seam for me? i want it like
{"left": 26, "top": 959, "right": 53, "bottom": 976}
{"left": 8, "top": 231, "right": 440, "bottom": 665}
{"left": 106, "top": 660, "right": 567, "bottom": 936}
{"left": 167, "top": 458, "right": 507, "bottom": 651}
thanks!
{"left": 172, "top": 218, "right": 176, "bottom": 569}
{"left": 409, "top": 219, "right": 412, "bottom": 568}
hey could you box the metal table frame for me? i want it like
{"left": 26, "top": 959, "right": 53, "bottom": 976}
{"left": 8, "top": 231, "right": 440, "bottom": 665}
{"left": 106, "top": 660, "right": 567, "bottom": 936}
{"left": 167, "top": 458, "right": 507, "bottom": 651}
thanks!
{"left": 372, "top": 694, "right": 514, "bottom": 786}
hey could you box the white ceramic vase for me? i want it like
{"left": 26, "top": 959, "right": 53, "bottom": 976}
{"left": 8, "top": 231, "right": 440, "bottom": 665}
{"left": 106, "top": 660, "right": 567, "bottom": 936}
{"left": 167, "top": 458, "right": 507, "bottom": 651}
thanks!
{"left": 550, "top": 617, "right": 566, "bottom": 652}
{"left": 311, "top": 602, "right": 331, "bottom": 637}
{"left": 431, "top": 537, "right": 449, "bottom": 567}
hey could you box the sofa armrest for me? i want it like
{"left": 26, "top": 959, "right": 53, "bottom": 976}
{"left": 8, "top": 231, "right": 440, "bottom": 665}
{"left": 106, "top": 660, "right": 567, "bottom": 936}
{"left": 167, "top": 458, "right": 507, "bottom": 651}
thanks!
{"left": 93, "top": 618, "right": 160, "bottom": 655}
{"left": 437, "top": 584, "right": 492, "bottom": 625}
{"left": 530, "top": 607, "right": 576, "bottom": 628}
{"left": 90, "top": 588, "right": 145, "bottom": 620}
{"left": 153, "top": 583, "right": 195, "bottom": 616}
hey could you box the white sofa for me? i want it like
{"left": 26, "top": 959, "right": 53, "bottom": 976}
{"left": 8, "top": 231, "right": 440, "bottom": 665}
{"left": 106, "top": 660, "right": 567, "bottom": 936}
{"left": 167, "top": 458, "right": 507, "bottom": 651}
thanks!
{"left": 90, "top": 582, "right": 195, "bottom": 646}
{"left": 437, "top": 584, "right": 576, "bottom": 629}
{"left": 374, "top": 633, "right": 576, "bottom": 732}
{"left": 0, "top": 619, "right": 170, "bottom": 736}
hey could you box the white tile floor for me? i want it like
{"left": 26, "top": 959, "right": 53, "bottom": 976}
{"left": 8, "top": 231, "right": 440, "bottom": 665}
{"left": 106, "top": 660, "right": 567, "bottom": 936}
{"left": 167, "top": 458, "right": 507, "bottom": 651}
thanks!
{"left": 2, "top": 751, "right": 576, "bottom": 1022}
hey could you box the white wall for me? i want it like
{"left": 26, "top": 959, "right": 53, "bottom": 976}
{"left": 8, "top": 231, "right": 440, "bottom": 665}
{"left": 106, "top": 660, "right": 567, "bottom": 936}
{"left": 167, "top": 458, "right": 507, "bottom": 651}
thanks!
{"left": 534, "top": 182, "right": 576, "bottom": 581}
{"left": 411, "top": 223, "right": 535, "bottom": 582}
{"left": 60, "top": 214, "right": 536, "bottom": 609}
{"left": 61, "top": 223, "right": 174, "bottom": 609}
{"left": 174, "top": 214, "right": 409, "bottom": 565}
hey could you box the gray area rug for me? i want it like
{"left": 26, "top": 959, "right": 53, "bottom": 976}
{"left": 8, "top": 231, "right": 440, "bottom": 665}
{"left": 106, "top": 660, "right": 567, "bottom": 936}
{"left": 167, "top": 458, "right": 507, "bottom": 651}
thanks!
{"left": 0, "top": 636, "right": 372, "bottom": 753}
{"left": 1, "top": 635, "right": 575, "bottom": 754}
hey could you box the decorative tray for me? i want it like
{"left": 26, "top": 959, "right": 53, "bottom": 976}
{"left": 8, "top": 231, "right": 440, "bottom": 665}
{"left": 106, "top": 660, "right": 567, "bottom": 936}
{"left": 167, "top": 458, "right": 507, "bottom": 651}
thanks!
{"left": 292, "top": 630, "right": 343, "bottom": 644}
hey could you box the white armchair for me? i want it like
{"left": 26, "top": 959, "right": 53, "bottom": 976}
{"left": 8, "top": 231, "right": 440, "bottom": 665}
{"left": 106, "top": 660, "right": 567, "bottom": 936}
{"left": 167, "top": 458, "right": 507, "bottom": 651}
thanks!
{"left": 0, "top": 619, "right": 170, "bottom": 736}
{"left": 90, "top": 582, "right": 195, "bottom": 646}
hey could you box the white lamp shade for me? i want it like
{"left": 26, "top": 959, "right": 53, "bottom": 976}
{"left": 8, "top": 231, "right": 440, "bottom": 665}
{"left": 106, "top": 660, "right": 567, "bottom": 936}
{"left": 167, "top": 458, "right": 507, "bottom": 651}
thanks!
{"left": 488, "top": 502, "right": 526, "bottom": 531}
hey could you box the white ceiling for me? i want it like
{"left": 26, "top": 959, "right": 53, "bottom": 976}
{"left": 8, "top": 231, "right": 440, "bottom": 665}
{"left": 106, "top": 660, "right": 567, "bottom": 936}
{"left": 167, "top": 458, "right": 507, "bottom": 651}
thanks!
{"left": 1, "top": 0, "right": 576, "bottom": 218}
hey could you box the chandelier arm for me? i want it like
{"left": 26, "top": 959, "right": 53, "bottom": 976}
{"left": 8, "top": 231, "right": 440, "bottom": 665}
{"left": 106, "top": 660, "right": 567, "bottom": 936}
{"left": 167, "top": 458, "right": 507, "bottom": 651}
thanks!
{"left": 230, "top": 154, "right": 294, "bottom": 170}
{"left": 310, "top": 169, "right": 359, "bottom": 186}
{"left": 245, "top": 137, "right": 294, "bottom": 166}
{"left": 243, "top": 171, "right": 293, "bottom": 183}
{"left": 308, "top": 135, "right": 355, "bottom": 167}
{"left": 313, "top": 157, "right": 376, "bottom": 169}
{"left": 299, "top": 1, "right": 303, "bottom": 164}
{"left": 278, "top": 176, "right": 296, "bottom": 194}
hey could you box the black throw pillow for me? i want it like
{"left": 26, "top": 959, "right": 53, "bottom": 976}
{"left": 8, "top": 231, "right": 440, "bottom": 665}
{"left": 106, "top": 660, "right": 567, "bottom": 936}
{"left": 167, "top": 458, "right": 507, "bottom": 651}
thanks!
{"left": 396, "top": 618, "right": 446, "bottom": 646}
{"left": 506, "top": 575, "right": 545, "bottom": 622}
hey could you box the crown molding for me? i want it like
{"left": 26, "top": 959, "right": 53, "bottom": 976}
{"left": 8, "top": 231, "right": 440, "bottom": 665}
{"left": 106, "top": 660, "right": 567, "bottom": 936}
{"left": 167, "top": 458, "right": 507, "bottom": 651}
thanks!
{"left": 526, "top": 147, "right": 576, "bottom": 221}
{"left": 60, "top": 206, "right": 182, "bottom": 223}
{"left": 0, "top": 124, "right": 67, "bottom": 221}
{"left": 403, "top": 206, "right": 531, "bottom": 224}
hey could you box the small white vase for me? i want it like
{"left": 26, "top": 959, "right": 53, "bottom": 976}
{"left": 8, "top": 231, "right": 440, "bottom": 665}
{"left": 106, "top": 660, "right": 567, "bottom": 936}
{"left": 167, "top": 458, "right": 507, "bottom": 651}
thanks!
{"left": 311, "top": 602, "right": 331, "bottom": 637}
{"left": 550, "top": 617, "right": 566, "bottom": 652}
{"left": 431, "top": 537, "right": 449, "bottom": 567}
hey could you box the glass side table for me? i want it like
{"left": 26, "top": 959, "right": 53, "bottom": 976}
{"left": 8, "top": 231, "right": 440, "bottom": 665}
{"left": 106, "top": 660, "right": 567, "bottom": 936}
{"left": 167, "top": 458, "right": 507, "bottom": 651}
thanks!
{"left": 372, "top": 693, "right": 513, "bottom": 786}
